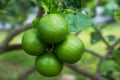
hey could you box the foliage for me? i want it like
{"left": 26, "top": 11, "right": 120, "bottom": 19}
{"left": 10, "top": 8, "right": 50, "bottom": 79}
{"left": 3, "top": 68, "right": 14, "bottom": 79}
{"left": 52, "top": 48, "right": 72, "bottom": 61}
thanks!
{"left": 0, "top": 0, "right": 120, "bottom": 80}
{"left": 62, "top": 13, "right": 92, "bottom": 32}
{"left": 114, "top": 8, "right": 120, "bottom": 22}
{"left": 0, "top": 0, "right": 36, "bottom": 29}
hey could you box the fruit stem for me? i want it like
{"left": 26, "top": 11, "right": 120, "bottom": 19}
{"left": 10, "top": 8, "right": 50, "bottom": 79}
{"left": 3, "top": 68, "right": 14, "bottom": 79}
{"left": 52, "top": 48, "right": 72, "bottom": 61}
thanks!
{"left": 50, "top": 44, "right": 55, "bottom": 52}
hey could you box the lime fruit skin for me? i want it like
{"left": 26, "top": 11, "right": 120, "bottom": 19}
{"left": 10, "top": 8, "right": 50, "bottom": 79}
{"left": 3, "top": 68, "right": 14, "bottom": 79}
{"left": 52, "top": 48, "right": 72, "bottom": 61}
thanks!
{"left": 22, "top": 29, "right": 47, "bottom": 56}
{"left": 37, "top": 14, "right": 68, "bottom": 44}
{"left": 56, "top": 35, "right": 85, "bottom": 64}
{"left": 35, "top": 52, "right": 63, "bottom": 77}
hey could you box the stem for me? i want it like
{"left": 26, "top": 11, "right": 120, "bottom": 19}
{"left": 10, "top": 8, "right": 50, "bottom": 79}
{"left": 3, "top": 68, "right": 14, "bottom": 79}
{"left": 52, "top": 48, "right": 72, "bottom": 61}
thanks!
{"left": 85, "top": 49, "right": 104, "bottom": 59}
{"left": 81, "top": 0, "right": 86, "bottom": 8}
{"left": 75, "top": 30, "right": 82, "bottom": 36}
{"left": 49, "top": 44, "right": 55, "bottom": 52}
{"left": 92, "top": 24, "right": 111, "bottom": 48}
{"left": 96, "top": 38, "right": 120, "bottom": 73}
{"left": 65, "top": 64, "right": 105, "bottom": 80}
{"left": 18, "top": 66, "right": 35, "bottom": 80}
{"left": 105, "top": 38, "right": 120, "bottom": 59}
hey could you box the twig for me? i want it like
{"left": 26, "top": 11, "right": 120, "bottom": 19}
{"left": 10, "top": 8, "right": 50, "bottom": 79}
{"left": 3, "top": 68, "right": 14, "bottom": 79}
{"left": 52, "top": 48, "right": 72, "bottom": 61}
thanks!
{"left": 18, "top": 66, "right": 36, "bottom": 80}
{"left": 1, "top": 7, "right": 45, "bottom": 47}
{"left": 75, "top": 30, "right": 82, "bottom": 36}
{"left": 0, "top": 44, "right": 22, "bottom": 54}
{"left": 81, "top": 0, "right": 86, "bottom": 8}
{"left": 1, "top": 24, "right": 31, "bottom": 47}
{"left": 0, "top": 44, "right": 104, "bottom": 59}
{"left": 17, "top": 64, "right": 105, "bottom": 80}
{"left": 92, "top": 24, "right": 110, "bottom": 48}
{"left": 0, "top": 44, "right": 105, "bottom": 80}
{"left": 105, "top": 38, "right": 120, "bottom": 59}
{"left": 96, "top": 38, "right": 120, "bottom": 73}
{"left": 65, "top": 64, "right": 105, "bottom": 80}
{"left": 85, "top": 49, "right": 104, "bottom": 59}
{"left": 36, "top": 7, "right": 45, "bottom": 18}
{"left": 0, "top": 43, "right": 105, "bottom": 80}
{"left": 75, "top": 30, "right": 104, "bottom": 59}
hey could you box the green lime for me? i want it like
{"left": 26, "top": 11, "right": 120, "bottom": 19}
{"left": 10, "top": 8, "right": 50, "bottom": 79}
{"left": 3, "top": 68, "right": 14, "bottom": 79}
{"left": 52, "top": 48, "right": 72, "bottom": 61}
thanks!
{"left": 37, "top": 14, "right": 68, "bottom": 44}
{"left": 56, "top": 35, "right": 85, "bottom": 64}
{"left": 35, "top": 52, "right": 63, "bottom": 77}
{"left": 22, "top": 29, "right": 47, "bottom": 56}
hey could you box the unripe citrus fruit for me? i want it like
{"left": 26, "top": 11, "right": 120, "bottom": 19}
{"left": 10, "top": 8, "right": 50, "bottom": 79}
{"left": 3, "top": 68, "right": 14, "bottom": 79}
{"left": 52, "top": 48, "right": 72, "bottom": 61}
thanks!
{"left": 56, "top": 35, "right": 85, "bottom": 64}
{"left": 35, "top": 52, "right": 63, "bottom": 77}
{"left": 37, "top": 14, "right": 68, "bottom": 44}
{"left": 22, "top": 29, "right": 47, "bottom": 56}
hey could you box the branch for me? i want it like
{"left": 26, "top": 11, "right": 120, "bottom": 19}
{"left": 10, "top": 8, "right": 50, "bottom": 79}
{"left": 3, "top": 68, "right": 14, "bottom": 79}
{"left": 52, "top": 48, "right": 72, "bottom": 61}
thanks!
{"left": 0, "top": 43, "right": 104, "bottom": 59}
{"left": 18, "top": 66, "right": 36, "bottom": 80}
{"left": 92, "top": 25, "right": 110, "bottom": 48}
{"left": 105, "top": 38, "right": 120, "bottom": 59}
{"left": 1, "top": 7, "right": 45, "bottom": 47}
{"left": 36, "top": 7, "right": 45, "bottom": 18}
{"left": 81, "top": 0, "right": 86, "bottom": 8}
{"left": 17, "top": 64, "right": 105, "bottom": 80}
{"left": 65, "top": 64, "right": 105, "bottom": 80}
{"left": 75, "top": 30, "right": 82, "bottom": 36}
{"left": 85, "top": 49, "right": 104, "bottom": 59}
{"left": 0, "top": 44, "right": 22, "bottom": 54}
{"left": 0, "top": 44, "right": 105, "bottom": 80}
{"left": 1, "top": 24, "right": 31, "bottom": 47}
{"left": 96, "top": 38, "right": 120, "bottom": 73}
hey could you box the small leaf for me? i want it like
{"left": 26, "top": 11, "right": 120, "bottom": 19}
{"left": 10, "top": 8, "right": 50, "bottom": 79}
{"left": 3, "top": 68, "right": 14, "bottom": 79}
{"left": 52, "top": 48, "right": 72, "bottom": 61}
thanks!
{"left": 32, "top": 18, "right": 40, "bottom": 28}
{"left": 62, "top": 13, "right": 92, "bottom": 32}
{"left": 100, "top": 60, "right": 119, "bottom": 74}
{"left": 41, "top": 1, "right": 49, "bottom": 11}
{"left": 114, "top": 8, "right": 120, "bottom": 22}
{"left": 90, "top": 32, "right": 101, "bottom": 44}
{"left": 112, "top": 50, "right": 120, "bottom": 60}
{"left": 107, "top": 35, "right": 116, "bottom": 42}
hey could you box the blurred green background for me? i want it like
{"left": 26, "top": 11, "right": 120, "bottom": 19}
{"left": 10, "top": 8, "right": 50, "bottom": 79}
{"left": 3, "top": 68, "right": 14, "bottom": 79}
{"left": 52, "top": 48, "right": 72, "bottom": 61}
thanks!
{"left": 0, "top": 0, "right": 120, "bottom": 80}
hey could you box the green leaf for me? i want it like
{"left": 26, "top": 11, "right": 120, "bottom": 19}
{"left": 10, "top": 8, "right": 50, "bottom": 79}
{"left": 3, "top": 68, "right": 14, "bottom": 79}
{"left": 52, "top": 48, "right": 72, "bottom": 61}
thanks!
{"left": 104, "top": 0, "right": 119, "bottom": 15}
{"left": 64, "top": 0, "right": 82, "bottom": 10}
{"left": 107, "top": 35, "right": 116, "bottom": 42}
{"left": 112, "top": 50, "right": 120, "bottom": 60}
{"left": 100, "top": 60, "right": 119, "bottom": 74}
{"left": 32, "top": 18, "right": 40, "bottom": 28}
{"left": 62, "top": 13, "right": 92, "bottom": 32}
{"left": 90, "top": 32, "right": 101, "bottom": 44}
{"left": 41, "top": 1, "right": 49, "bottom": 11}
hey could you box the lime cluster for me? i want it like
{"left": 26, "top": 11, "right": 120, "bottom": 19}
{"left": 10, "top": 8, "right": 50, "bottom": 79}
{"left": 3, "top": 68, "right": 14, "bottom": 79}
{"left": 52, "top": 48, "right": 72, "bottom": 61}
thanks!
{"left": 22, "top": 14, "right": 85, "bottom": 77}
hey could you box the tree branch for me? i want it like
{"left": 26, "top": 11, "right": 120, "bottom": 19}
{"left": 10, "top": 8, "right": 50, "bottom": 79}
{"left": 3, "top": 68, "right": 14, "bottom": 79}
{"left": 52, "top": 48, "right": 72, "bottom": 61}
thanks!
{"left": 1, "top": 7, "right": 45, "bottom": 47}
{"left": 17, "top": 64, "right": 105, "bottom": 80}
{"left": 1, "top": 24, "right": 31, "bottom": 47}
{"left": 105, "top": 38, "right": 120, "bottom": 59}
{"left": 18, "top": 66, "right": 36, "bottom": 80}
{"left": 85, "top": 49, "right": 104, "bottom": 59}
{"left": 96, "top": 38, "right": 120, "bottom": 73}
{"left": 92, "top": 25, "right": 110, "bottom": 48}
{"left": 0, "top": 44, "right": 105, "bottom": 80}
{"left": 36, "top": 7, "right": 45, "bottom": 18}
{"left": 0, "top": 44, "right": 22, "bottom": 54}
{"left": 65, "top": 64, "right": 105, "bottom": 80}
{"left": 0, "top": 43, "right": 104, "bottom": 60}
